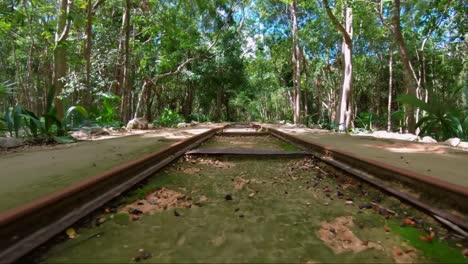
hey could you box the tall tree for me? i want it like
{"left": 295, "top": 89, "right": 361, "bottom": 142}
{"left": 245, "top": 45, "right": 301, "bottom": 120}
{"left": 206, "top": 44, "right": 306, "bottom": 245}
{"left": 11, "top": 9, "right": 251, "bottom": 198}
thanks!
{"left": 290, "top": 0, "right": 301, "bottom": 124}
{"left": 53, "top": 0, "right": 73, "bottom": 119}
{"left": 323, "top": 0, "right": 353, "bottom": 131}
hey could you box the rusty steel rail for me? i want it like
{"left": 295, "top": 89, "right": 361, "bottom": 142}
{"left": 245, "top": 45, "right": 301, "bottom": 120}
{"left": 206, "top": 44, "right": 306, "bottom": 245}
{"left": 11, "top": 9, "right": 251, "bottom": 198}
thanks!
{"left": 0, "top": 126, "right": 225, "bottom": 263}
{"left": 264, "top": 126, "right": 468, "bottom": 234}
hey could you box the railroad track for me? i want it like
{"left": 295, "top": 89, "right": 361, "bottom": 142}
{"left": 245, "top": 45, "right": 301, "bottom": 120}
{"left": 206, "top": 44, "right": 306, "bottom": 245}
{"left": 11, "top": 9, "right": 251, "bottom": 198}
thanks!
{"left": 0, "top": 123, "right": 467, "bottom": 263}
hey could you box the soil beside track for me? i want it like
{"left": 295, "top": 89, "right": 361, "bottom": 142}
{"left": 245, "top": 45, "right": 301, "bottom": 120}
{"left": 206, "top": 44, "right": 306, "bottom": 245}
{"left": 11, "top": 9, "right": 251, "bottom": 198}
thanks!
{"left": 266, "top": 125, "right": 468, "bottom": 188}
{"left": 0, "top": 125, "right": 221, "bottom": 212}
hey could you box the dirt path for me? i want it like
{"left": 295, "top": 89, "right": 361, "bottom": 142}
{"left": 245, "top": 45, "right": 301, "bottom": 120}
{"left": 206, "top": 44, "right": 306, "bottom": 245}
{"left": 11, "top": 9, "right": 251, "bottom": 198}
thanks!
{"left": 269, "top": 126, "right": 468, "bottom": 188}
{"left": 0, "top": 126, "right": 220, "bottom": 212}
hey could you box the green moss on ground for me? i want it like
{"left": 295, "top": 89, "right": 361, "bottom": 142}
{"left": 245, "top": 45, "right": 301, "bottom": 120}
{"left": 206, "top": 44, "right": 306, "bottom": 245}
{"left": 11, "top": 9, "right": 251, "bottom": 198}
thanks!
{"left": 388, "top": 222, "right": 466, "bottom": 263}
{"left": 40, "top": 156, "right": 465, "bottom": 263}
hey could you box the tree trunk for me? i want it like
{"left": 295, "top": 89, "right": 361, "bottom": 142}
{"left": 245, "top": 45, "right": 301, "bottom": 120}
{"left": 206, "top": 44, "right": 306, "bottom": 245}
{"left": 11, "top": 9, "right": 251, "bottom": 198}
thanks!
{"left": 323, "top": 0, "right": 353, "bottom": 131}
{"left": 315, "top": 77, "right": 322, "bottom": 122}
{"left": 53, "top": 0, "right": 72, "bottom": 119}
{"left": 215, "top": 86, "right": 223, "bottom": 121}
{"left": 120, "top": 0, "right": 131, "bottom": 122}
{"left": 290, "top": 0, "right": 301, "bottom": 124}
{"left": 387, "top": 48, "right": 393, "bottom": 132}
{"left": 182, "top": 81, "right": 194, "bottom": 118}
{"left": 84, "top": 0, "right": 93, "bottom": 106}
{"left": 391, "top": 0, "right": 418, "bottom": 133}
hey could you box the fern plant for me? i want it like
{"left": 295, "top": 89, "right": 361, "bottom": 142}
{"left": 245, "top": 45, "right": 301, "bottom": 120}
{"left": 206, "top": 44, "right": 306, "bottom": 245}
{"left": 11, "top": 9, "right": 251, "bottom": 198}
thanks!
{"left": 397, "top": 94, "right": 467, "bottom": 141}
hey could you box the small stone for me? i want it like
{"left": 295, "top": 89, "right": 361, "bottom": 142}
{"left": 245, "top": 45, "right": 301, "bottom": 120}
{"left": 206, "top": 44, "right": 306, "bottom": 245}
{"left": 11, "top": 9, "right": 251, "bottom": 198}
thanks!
{"left": 444, "top": 138, "right": 461, "bottom": 147}
{"left": 174, "top": 210, "right": 181, "bottom": 217}
{"left": 234, "top": 208, "right": 240, "bottom": 212}
{"left": 131, "top": 215, "right": 140, "bottom": 221}
{"left": 224, "top": 194, "right": 233, "bottom": 201}
{"left": 248, "top": 193, "right": 255, "bottom": 198}
{"left": 345, "top": 200, "right": 354, "bottom": 205}
{"left": 239, "top": 214, "right": 245, "bottom": 218}
{"left": 420, "top": 136, "right": 437, "bottom": 143}
{"left": 129, "top": 209, "right": 143, "bottom": 215}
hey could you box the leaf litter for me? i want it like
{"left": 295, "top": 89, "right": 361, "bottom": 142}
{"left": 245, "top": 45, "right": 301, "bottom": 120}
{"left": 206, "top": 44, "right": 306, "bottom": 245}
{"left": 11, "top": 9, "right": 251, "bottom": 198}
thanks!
{"left": 119, "top": 188, "right": 193, "bottom": 217}
{"left": 317, "top": 216, "right": 382, "bottom": 254}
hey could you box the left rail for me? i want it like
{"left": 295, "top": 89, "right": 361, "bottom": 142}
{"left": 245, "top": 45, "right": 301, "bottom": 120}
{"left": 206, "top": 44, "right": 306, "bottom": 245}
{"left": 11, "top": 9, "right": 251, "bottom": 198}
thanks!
{"left": 0, "top": 126, "right": 225, "bottom": 263}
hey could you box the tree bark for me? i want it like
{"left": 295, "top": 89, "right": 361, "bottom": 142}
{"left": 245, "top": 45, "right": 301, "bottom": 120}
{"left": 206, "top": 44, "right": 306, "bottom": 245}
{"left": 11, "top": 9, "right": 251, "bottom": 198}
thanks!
{"left": 290, "top": 0, "right": 301, "bottom": 124}
{"left": 215, "top": 86, "right": 223, "bottom": 121}
{"left": 53, "top": 0, "right": 72, "bottom": 119}
{"left": 120, "top": 0, "right": 131, "bottom": 122}
{"left": 387, "top": 48, "right": 393, "bottom": 132}
{"left": 182, "top": 81, "right": 194, "bottom": 118}
{"left": 323, "top": 0, "right": 353, "bottom": 131}
{"left": 391, "top": 0, "right": 417, "bottom": 133}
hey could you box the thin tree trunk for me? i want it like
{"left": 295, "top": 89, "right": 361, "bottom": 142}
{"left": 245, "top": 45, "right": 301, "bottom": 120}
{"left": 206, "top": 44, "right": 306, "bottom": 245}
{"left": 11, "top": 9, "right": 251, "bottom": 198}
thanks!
{"left": 387, "top": 48, "right": 393, "bottom": 132}
{"left": 182, "top": 81, "right": 194, "bottom": 118}
{"left": 120, "top": 0, "right": 131, "bottom": 122}
{"left": 215, "top": 86, "right": 222, "bottom": 121}
{"left": 290, "top": 0, "right": 301, "bottom": 124}
{"left": 53, "top": 0, "right": 72, "bottom": 119}
{"left": 323, "top": 0, "right": 353, "bottom": 131}
{"left": 391, "top": 0, "right": 418, "bottom": 133}
{"left": 315, "top": 77, "right": 322, "bottom": 122}
{"left": 84, "top": 0, "right": 93, "bottom": 106}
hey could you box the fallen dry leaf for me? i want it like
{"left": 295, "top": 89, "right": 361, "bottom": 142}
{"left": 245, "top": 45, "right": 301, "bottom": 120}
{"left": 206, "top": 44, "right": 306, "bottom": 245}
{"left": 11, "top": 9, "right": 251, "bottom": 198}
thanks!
{"left": 419, "top": 231, "right": 435, "bottom": 242}
{"left": 402, "top": 218, "right": 416, "bottom": 226}
{"left": 66, "top": 228, "right": 77, "bottom": 239}
{"left": 393, "top": 247, "right": 403, "bottom": 256}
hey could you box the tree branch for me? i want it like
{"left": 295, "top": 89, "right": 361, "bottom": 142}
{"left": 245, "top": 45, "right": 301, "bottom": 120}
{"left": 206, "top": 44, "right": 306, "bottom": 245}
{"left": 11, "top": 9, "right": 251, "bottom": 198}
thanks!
{"left": 56, "top": 0, "right": 73, "bottom": 43}
{"left": 323, "top": 0, "right": 352, "bottom": 46}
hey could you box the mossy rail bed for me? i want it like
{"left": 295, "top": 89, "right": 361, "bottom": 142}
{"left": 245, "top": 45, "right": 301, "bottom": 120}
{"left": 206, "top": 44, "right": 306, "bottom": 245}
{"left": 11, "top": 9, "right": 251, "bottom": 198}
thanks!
{"left": 27, "top": 135, "right": 466, "bottom": 263}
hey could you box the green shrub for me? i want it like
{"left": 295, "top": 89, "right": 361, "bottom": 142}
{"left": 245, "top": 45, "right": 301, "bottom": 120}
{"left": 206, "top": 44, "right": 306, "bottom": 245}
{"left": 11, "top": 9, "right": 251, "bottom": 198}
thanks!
{"left": 158, "top": 108, "right": 184, "bottom": 127}
{"left": 95, "top": 92, "right": 121, "bottom": 126}
{"left": 397, "top": 94, "right": 468, "bottom": 141}
{"left": 355, "top": 111, "right": 374, "bottom": 131}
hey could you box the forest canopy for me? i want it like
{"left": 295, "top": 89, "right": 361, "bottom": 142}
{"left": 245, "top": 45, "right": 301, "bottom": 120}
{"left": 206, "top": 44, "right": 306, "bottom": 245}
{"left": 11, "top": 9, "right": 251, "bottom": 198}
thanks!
{"left": 0, "top": 0, "right": 466, "bottom": 141}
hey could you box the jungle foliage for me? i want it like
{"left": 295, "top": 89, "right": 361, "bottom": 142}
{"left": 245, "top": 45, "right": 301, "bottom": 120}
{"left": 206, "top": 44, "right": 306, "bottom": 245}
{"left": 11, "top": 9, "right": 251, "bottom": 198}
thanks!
{"left": 0, "top": 0, "right": 466, "bottom": 141}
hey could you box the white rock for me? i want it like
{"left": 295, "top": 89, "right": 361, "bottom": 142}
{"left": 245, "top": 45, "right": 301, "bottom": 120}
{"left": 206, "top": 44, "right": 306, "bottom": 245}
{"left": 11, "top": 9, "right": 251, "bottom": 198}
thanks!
{"left": 420, "top": 136, "right": 437, "bottom": 143}
{"left": 91, "top": 127, "right": 110, "bottom": 135}
{"left": 126, "top": 118, "right": 149, "bottom": 130}
{"left": 176, "top": 122, "right": 190, "bottom": 128}
{"left": 444, "top": 138, "right": 461, "bottom": 147}
{"left": 371, "top": 130, "right": 418, "bottom": 141}
{"left": 457, "top": 141, "right": 468, "bottom": 149}
{"left": 0, "top": 138, "right": 24, "bottom": 148}
{"left": 190, "top": 121, "right": 199, "bottom": 126}
{"left": 69, "top": 131, "right": 89, "bottom": 139}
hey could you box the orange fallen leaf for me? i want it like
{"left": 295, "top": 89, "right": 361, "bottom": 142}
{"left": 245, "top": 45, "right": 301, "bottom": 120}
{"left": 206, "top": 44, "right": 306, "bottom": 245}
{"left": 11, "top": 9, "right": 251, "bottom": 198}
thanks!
{"left": 419, "top": 231, "right": 435, "bottom": 242}
{"left": 402, "top": 218, "right": 416, "bottom": 226}
{"left": 393, "top": 247, "right": 403, "bottom": 256}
